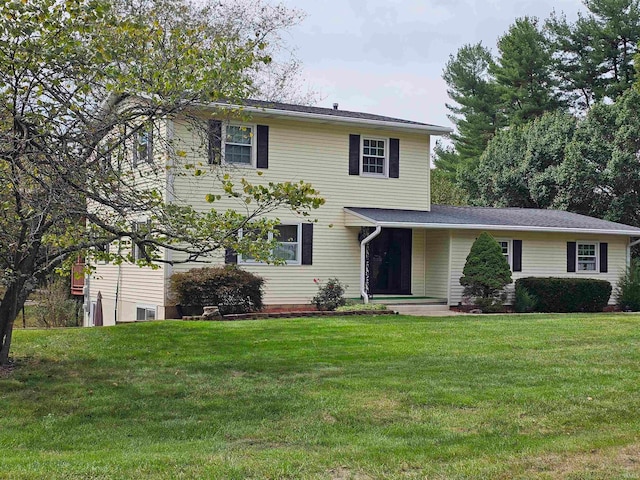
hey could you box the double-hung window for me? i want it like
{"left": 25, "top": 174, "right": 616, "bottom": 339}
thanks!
{"left": 361, "top": 137, "right": 387, "bottom": 176}
{"left": 239, "top": 224, "right": 301, "bottom": 265}
{"left": 132, "top": 221, "right": 149, "bottom": 261}
{"left": 577, "top": 242, "right": 597, "bottom": 271}
{"left": 133, "top": 125, "right": 153, "bottom": 167}
{"left": 224, "top": 125, "right": 254, "bottom": 166}
{"left": 496, "top": 239, "right": 511, "bottom": 268}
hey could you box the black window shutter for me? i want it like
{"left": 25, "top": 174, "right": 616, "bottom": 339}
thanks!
{"left": 302, "top": 223, "right": 313, "bottom": 265}
{"left": 600, "top": 242, "right": 608, "bottom": 273}
{"left": 132, "top": 134, "right": 139, "bottom": 168}
{"left": 513, "top": 239, "right": 522, "bottom": 272}
{"left": 224, "top": 248, "right": 237, "bottom": 264}
{"left": 389, "top": 138, "right": 400, "bottom": 178}
{"left": 349, "top": 134, "right": 360, "bottom": 175}
{"left": 256, "top": 125, "right": 269, "bottom": 169}
{"left": 208, "top": 120, "right": 222, "bottom": 165}
{"left": 567, "top": 242, "right": 576, "bottom": 272}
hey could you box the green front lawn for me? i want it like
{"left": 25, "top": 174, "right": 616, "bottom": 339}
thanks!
{"left": 2, "top": 314, "right": 640, "bottom": 479}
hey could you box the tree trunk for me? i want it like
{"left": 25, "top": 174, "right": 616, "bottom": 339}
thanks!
{"left": 0, "top": 283, "right": 25, "bottom": 366}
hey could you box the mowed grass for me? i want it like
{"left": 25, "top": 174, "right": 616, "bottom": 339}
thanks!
{"left": 2, "top": 314, "right": 640, "bottom": 479}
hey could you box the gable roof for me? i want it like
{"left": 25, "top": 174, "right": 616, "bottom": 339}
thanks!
{"left": 211, "top": 99, "right": 452, "bottom": 135}
{"left": 345, "top": 205, "right": 640, "bottom": 236}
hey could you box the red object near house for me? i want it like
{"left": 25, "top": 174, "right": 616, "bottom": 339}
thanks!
{"left": 71, "top": 258, "right": 85, "bottom": 296}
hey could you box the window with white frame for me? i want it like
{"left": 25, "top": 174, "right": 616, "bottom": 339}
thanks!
{"left": 239, "top": 224, "right": 301, "bottom": 265}
{"left": 133, "top": 126, "right": 152, "bottom": 167}
{"left": 224, "top": 124, "right": 253, "bottom": 165}
{"left": 361, "top": 137, "right": 387, "bottom": 175}
{"left": 577, "top": 242, "right": 597, "bottom": 271}
{"left": 136, "top": 305, "right": 156, "bottom": 321}
{"left": 132, "top": 221, "right": 149, "bottom": 261}
{"left": 497, "top": 239, "right": 511, "bottom": 267}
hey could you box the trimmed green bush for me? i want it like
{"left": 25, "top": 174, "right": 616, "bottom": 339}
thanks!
{"left": 170, "top": 266, "right": 264, "bottom": 315}
{"left": 515, "top": 277, "right": 611, "bottom": 313}
{"left": 459, "top": 232, "right": 512, "bottom": 311}
{"left": 616, "top": 258, "right": 640, "bottom": 311}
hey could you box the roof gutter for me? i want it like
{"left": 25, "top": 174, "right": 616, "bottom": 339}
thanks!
{"left": 343, "top": 210, "right": 640, "bottom": 236}
{"left": 372, "top": 221, "right": 640, "bottom": 236}
{"left": 209, "top": 103, "right": 453, "bottom": 135}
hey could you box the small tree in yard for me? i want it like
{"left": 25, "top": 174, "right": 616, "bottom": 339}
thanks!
{"left": 0, "top": 0, "right": 324, "bottom": 366}
{"left": 460, "top": 232, "right": 512, "bottom": 311}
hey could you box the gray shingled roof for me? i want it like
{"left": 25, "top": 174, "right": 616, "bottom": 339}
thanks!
{"left": 216, "top": 99, "right": 448, "bottom": 129}
{"left": 345, "top": 205, "right": 640, "bottom": 235}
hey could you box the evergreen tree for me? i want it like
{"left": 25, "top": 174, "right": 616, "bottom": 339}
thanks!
{"left": 459, "top": 232, "right": 513, "bottom": 311}
{"left": 434, "top": 43, "right": 504, "bottom": 180}
{"left": 490, "top": 17, "right": 562, "bottom": 124}
{"left": 547, "top": 0, "right": 640, "bottom": 108}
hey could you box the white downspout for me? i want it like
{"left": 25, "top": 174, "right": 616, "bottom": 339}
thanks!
{"left": 360, "top": 225, "right": 382, "bottom": 304}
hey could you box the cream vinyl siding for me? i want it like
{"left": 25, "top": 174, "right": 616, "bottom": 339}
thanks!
{"left": 168, "top": 116, "right": 431, "bottom": 305}
{"left": 424, "top": 229, "right": 450, "bottom": 299}
{"left": 90, "top": 121, "right": 171, "bottom": 324}
{"left": 448, "top": 230, "right": 627, "bottom": 305}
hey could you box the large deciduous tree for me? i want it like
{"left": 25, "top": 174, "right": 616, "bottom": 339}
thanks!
{"left": 0, "top": 0, "right": 324, "bottom": 366}
{"left": 473, "top": 89, "right": 640, "bottom": 227}
{"left": 475, "top": 111, "right": 577, "bottom": 208}
{"left": 556, "top": 88, "right": 640, "bottom": 225}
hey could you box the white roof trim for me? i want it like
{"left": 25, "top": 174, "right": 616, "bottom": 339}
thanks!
{"left": 210, "top": 103, "right": 453, "bottom": 135}
{"left": 344, "top": 208, "right": 640, "bottom": 236}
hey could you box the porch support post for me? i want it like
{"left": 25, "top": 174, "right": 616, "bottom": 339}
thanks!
{"left": 628, "top": 237, "right": 640, "bottom": 269}
{"left": 360, "top": 225, "right": 382, "bottom": 303}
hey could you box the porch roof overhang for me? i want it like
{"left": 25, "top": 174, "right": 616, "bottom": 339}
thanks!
{"left": 344, "top": 206, "right": 640, "bottom": 237}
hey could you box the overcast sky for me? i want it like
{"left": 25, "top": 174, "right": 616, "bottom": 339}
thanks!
{"left": 279, "top": 0, "right": 585, "bottom": 130}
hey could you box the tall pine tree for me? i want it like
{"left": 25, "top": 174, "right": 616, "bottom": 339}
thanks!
{"left": 490, "top": 17, "right": 562, "bottom": 124}
{"left": 434, "top": 43, "right": 503, "bottom": 180}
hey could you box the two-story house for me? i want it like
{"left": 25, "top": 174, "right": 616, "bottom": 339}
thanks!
{"left": 88, "top": 100, "right": 640, "bottom": 325}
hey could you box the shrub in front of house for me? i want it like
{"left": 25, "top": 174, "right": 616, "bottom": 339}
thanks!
{"left": 514, "top": 283, "right": 538, "bottom": 313}
{"left": 312, "top": 277, "right": 347, "bottom": 311}
{"left": 515, "top": 277, "right": 612, "bottom": 313}
{"left": 616, "top": 258, "right": 640, "bottom": 311}
{"left": 459, "top": 232, "right": 512, "bottom": 312}
{"left": 169, "top": 266, "right": 264, "bottom": 315}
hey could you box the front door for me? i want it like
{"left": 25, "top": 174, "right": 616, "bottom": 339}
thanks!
{"left": 369, "top": 228, "right": 412, "bottom": 295}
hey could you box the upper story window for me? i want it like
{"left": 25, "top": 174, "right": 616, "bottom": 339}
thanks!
{"left": 133, "top": 125, "right": 153, "bottom": 168}
{"left": 577, "top": 242, "right": 597, "bottom": 271}
{"left": 224, "top": 125, "right": 254, "bottom": 166}
{"left": 361, "top": 137, "right": 387, "bottom": 176}
{"left": 239, "top": 224, "right": 301, "bottom": 265}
